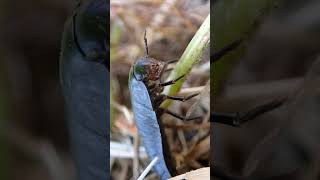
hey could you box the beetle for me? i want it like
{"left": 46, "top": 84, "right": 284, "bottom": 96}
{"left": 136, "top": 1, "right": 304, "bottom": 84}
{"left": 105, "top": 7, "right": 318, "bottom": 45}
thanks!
{"left": 129, "top": 31, "right": 200, "bottom": 180}
{"left": 59, "top": 1, "right": 109, "bottom": 180}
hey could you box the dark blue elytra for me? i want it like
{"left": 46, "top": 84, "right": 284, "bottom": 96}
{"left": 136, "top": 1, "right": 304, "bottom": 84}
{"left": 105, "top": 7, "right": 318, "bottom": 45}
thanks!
{"left": 129, "top": 68, "right": 171, "bottom": 180}
{"left": 129, "top": 30, "right": 171, "bottom": 179}
{"left": 60, "top": 0, "right": 109, "bottom": 180}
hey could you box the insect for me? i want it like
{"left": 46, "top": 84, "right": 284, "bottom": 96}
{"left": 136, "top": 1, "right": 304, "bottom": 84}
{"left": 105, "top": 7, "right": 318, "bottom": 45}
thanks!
{"left": 129, "top": 31, "right": 200, "bottom": 180}
{"left": 60, "top": 1, "right": 109, "bottom": 180}
{"left": 210, "top": 41, "right": 286, "bottom": 179}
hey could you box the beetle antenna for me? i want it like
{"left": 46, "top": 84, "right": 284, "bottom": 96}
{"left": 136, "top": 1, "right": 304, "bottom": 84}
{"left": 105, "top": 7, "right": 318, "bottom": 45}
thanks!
{"left": 144, "top": 29, "right": 149, "bottom": 56}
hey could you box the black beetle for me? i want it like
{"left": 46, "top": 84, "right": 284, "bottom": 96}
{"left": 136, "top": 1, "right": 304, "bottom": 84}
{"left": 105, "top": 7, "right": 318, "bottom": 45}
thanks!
{"left": 59, "top": 1, "right": 109, "bottom": 180}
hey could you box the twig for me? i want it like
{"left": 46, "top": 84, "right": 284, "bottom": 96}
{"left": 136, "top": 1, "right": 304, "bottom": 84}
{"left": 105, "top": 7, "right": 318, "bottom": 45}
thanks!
{"left": 162, "top": 122, "right": 210, "bottom": 131}
{"left": 161, "top": 14, "right": 210, "bottom": 108}
{"left": 112, "top": 101, "right": 134, "bottom": 125}
{"left": 178, "top": 86, "right": 205, "bottom": 95}
{"left": 110, "top": 141, "right": 147, "bottom": 159}
{"left": 137, "top": 156, "right": 159, "bottom": 180}
{"left": 133, "top": 133, "right": 141, "bottom": 179}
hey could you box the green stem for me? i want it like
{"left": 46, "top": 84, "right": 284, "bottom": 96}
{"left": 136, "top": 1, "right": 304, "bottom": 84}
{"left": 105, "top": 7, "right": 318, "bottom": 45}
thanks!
{"left": 160, "top": 14, "right": 210, "bottom": 108}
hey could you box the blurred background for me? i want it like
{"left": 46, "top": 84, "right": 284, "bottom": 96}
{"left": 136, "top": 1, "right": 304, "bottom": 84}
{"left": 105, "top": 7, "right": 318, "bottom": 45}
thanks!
{"left": 212, "top": 0, "right": 320, "bottom": 179}
{"left": 110, "top": 0, "right": 209, "bottom": 179}
{"left": 0, "top": 0, "right": 76, "bottom": 180}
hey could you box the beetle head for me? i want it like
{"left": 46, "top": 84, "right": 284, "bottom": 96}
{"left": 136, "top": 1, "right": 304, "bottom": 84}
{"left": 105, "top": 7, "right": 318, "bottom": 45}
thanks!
{"left": 133, "top": 56, "right": 165, "bottom": 81}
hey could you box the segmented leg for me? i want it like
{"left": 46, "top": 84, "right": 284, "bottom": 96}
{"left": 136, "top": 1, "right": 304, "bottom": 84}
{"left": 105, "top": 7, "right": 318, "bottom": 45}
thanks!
{"left": 211, "top": 99, "right": 285, "bottom": 127}
{"left": 153, "top": 93, "right": 199, "bottom": 110}
{"left": 165, "top": 93, "right": 199, "bottom": 102}
{"left": 160, "top": 74, "right": 185, "bottom": 87}
{"left": 162, "top": 109, "right": 202, "bottom": 121}
{"left": 211, "top": 39, "right": 242, "bottom": 63}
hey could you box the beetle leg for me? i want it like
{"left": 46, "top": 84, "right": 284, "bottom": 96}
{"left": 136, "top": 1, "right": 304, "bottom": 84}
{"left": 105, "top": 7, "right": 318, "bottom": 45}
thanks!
{"left": 154, "top": 93, "right": 199, "bottom": 111}
{"left": 154, "top": 93, "right": 199, "bottom": 109}
{"left": 211, "top": 39, "right": 242, "bottom": 63}
{"left": 211, "top": 112, "right": 240, "bottom": 127}
{"left": 161, "top": 108, "right": 202, "bottom": 121}
{"left": 160, "top": 74, "right": 185, "bottom": 86}
{"left": 211, "top": 99, "right": 285, "bottom": 127}
{"left": 165, "top": 93, "right": 199, "bottom": 102}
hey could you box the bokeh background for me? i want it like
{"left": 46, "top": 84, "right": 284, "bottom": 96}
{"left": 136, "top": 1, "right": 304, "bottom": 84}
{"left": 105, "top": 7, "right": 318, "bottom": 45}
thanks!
{"left": 110, "top": 0, "right": 210, "bottom": 179}
{"left": 212, "top": 0, "right": 320, "bottom": 179}
{"left": 0, "top": 1, "right": 76, "bottom": 180}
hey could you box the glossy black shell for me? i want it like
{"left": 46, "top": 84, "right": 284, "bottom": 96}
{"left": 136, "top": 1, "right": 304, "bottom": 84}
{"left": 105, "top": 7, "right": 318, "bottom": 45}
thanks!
{"left": 60, "top": 1, "right": 109, "bottom": 180}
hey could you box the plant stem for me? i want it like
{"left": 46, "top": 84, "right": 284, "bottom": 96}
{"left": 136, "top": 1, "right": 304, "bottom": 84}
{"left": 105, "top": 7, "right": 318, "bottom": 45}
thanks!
{"left": 160, "top": 14, "right": 210, "bottom": 108}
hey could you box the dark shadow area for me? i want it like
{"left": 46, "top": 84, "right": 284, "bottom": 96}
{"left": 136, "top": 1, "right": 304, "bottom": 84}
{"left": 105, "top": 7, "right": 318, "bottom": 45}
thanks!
{"left": 0, "top": 0, "right": 75, "bottom": 179}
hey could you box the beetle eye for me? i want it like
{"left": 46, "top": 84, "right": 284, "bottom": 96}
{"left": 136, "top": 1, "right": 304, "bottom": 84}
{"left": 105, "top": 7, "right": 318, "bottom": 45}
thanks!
{"left": 133, "top": 65, "right": 147, "bottom": 81}
{"left": 135, "top": 65, "right": 145, "bottom": 74}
